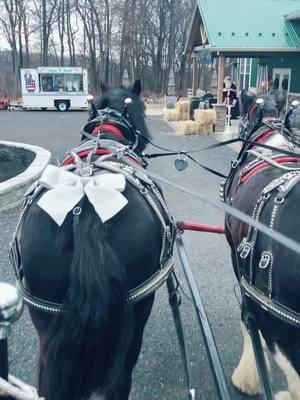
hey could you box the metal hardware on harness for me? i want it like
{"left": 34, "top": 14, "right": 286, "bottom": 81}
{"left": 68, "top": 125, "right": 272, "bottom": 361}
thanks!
{"left": 219, "top": 181, "right": 226, "bottom": 203}
{"left": 241, "top": 278, "right": 300, "bottom": 328}
{"left": 62, "top": 139, "right": 148, "bottom": 169}
{"left": 237, "top": 169, "right": 300, "bottom": 317}
{"left": 241, "top": 153, "right": 299, "bottom": 178}
{"left": 239, "top": 191, "right": 269, "bottom": 285}
{"left": 259, "top": 251, "right": 272, "bottom": 269}
{"left": 231, "top": 160, "right": 238, "bottom": 169}
{"left": 15, "top": 258, "right": 175, "bottom": 313}
{"left": 239, "top": 242, "right": 252, "bottom": 259}
{"left": 237, "top": 237, "right": 247, "bottom": 252}
{"left": 127, "top": 259, "right": 174, "bottom": 303}
{"left": 73, "top": 207, "right": 82, "bottom": 216}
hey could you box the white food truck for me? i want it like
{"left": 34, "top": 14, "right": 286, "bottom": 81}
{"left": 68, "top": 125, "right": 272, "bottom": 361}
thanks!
{"left": 20, "top": 67, "right": 90, "bottom": 111}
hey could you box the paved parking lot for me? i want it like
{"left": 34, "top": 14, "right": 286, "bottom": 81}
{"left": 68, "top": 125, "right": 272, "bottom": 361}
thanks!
{"left": 0, "top": 110, "right": 282, "bottom": 399}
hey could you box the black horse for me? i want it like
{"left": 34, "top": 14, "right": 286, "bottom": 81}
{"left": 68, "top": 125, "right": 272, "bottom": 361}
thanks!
{"left": 223, "top": 93, "right": 300, "bottom": 399}
{"left": 10, "top": 81, "right": 175, "bottom": 400}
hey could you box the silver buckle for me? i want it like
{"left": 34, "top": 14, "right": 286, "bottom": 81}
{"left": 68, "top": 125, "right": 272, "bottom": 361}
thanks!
{"left": 240, "top": 242, "right": 252, "bottom": 259}
{"left": 259, "top": 251, "right": 272, "bottom": 269}
{"left": 237, "top": 237, "right": 247, "bottom": 252}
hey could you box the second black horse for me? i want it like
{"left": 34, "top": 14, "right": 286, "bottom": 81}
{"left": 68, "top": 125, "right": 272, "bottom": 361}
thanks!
{"left": 224, "top": 92, "right": 300, "bottom": 399}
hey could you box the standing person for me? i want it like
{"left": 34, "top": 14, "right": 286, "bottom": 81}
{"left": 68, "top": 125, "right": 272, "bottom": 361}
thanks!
{"left": 222, "top": 76, "right": 239, "bottom": 119}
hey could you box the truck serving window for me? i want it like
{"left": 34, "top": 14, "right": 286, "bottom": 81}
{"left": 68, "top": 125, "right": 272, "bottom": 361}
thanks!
{"left": 40, "top": 73, "right": 83, "bottom": 93}
{"left": 41, "top": 75, "right": 54, "bottom": 92}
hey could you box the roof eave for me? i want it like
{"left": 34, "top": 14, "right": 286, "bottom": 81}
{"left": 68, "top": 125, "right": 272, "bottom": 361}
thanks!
{"left": 285, "top": 12, "right": 300, "bottom": 21}
{"left": 184, "top": 4, "right": 200, "bottom": 55}
{"left": 193, "top": 45, "right": 300, "bottom": 53}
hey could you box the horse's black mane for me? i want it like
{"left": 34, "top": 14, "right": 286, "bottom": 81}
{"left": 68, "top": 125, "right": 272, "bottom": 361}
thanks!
{"left": 91, "top": 82, "right": 151, "bottom": 153}
{"left": 241, "top": 90, "right": 279, "bottom": 118}
{"left": 288, "top": 106, "right": 300, "bottom": 132}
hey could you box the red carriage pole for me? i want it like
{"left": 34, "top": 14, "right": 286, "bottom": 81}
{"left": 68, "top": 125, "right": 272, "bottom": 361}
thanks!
{"left": 176, "top": 221, "right": 225, "bottom": 235}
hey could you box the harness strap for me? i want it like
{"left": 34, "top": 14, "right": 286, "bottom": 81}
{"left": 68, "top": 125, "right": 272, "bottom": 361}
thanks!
{"left": 10, "top": 147, "right": 175, "bottom": 313}
{"left": 236, "top": 170, "right": 300, "bottom": 326}
{"left": 61, "top": 139, "right": 147, "bottom": 168}
{"left": 241, "top": 157, "right": 300, "bottom": 184}
{"left": 241, "top": 278, "right": 300, "bottom": 328}
{"left": 16, "top": 259, "right": 175, "bottom": 312}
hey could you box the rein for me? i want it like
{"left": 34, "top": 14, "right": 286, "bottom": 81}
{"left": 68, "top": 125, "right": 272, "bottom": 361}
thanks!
{"left": 140, "top": 119, "right": 300, "bottom": 181}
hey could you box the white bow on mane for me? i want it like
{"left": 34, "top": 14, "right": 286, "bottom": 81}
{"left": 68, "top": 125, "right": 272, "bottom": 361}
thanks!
{"left": 37, "top": 165, "right": 128, "bottom": 226}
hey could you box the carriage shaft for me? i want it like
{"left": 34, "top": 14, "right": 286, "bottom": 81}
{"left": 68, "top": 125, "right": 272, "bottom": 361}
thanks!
{"left": 176, "top": 234, "right": 231, "bottom": 400}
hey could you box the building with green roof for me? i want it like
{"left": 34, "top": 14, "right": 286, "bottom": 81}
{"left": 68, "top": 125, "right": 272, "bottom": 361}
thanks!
{"left": 185, "top": 0, "right": 300, "bottom": 105}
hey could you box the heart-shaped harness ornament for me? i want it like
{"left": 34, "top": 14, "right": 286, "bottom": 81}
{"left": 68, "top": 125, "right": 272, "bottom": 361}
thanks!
{"left": 174, "top": 157, "right": 188, "bottom": 171}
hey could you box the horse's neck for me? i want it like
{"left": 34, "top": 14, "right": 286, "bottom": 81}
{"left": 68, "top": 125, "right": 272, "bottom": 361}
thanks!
{"left": 238, "top": 127, "right": 294, "bottom": 168}
{"left": 251, "top": 128, "right": 293, "bottom": 155}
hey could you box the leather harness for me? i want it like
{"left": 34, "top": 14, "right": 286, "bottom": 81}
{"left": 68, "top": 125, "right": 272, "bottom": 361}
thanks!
{"left": 221, "top": 122, "right": 300, "bottom": 328}
{"left": 9, "top": 131, "right": 176, "bottom": 314}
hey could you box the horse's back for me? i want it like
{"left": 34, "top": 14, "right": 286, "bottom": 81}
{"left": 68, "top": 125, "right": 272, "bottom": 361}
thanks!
{"left": 20, "top": 176, "right": 163, "bottom": 304}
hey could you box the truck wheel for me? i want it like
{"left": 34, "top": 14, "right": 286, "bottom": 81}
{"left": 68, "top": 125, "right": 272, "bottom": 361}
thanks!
{"left": 56, "top": 101, "right": 68, "bottom": 112}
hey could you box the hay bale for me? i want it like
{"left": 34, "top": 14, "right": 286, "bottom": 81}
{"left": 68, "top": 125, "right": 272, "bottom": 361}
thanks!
{"left": 175, "top": 101, "right": 190, "bottom": 113}
{"left": 179, "top": 120, "right": 199, "bottom": 135}
{"left": 175, "top": 101, "right": 190, "bottom": 120}
{"left": 181, "top": 111, "right": 190, "bottom": 121}
{"left": 207, "top": 124, "right": 214, "bottom": 135}
{"left": 163, "top": 109, "right": 180, "bottom": 122}
{"left": 194, "top": 109, "right": 217, "bottom": 125}
{"left": 206, "top": 109, "right": 217, "bottom": 125}
{"left": 196, "top": 123, "right": 204, "bottom": 135}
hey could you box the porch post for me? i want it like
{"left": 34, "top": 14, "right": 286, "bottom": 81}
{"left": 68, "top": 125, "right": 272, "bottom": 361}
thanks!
{"left": 217, "top": 54, "right": 225, "bottom": 103}
{"left": 192, "top": 53, "right": 198, "bottom": 96}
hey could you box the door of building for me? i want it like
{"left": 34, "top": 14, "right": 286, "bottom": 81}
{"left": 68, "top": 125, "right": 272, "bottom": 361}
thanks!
{"left": 272, "top": 68, "right": 291, "bottom": 111}
{"left": 272, "top": 68, "right": 291, "bottom": 92}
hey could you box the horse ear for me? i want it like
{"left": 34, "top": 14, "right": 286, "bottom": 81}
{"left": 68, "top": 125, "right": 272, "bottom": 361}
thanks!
{"left": 240, "top": 89, "right": 250, "bottom": 105}
{"left": 101, "top": 81, "right": 108, "bottom": 94}
{"left": 131, "top": 79, "right": 142, "bottom": 96}
{"left": 89, "top": 103, "right": 98, "bottom": 120}
{"left": 274, "top": 92, "right": 285, "bottom": 115}
{"left": 241, "top": 90, "right": 254, "bottom": 115}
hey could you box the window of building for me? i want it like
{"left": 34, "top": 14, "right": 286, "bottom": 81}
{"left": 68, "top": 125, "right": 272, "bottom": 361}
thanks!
{"left": 239, "top": 58, "right": 252, "bottom": 91}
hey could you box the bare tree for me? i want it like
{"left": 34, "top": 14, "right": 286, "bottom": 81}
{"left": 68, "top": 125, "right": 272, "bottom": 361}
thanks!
{"left": 65, "top": 0, "right": 78, "bottom": 65}
{"left": 57, "top": 0, "right": 65, "bottom": 65}
{"left": 0, "top": 0, "right": 195, "bottom": 96}
{"left": 40, "top": 0, "right": 58, "bottom": 65}
{"left": 1, "top": 0, "right": 20, "bottom": 95}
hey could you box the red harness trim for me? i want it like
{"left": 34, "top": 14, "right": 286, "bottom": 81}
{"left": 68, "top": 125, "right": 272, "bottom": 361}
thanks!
{"left": 92, "top": 124, "right": 124, "bottom": 139}
{"left": 63, "top": 148, "right": 142, "bottom": 167}
{"left": 256, "top": 131, "right": 274, "bottom": 144}
{"left": 241, "top": 157, "right": 299, "bottom": 184}
{"left": 248, "top": 104, "right": 258, "bottom": 120}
